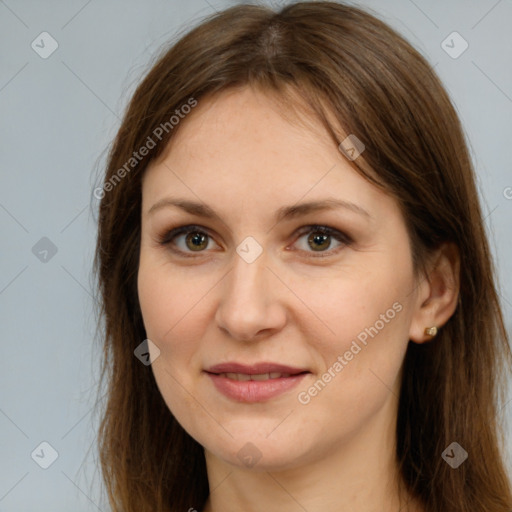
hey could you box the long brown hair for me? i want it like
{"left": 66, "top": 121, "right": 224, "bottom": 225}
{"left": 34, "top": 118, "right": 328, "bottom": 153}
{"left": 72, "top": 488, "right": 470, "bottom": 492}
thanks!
{"left": 93, "top": 2, "right": 512, "bottom": 510}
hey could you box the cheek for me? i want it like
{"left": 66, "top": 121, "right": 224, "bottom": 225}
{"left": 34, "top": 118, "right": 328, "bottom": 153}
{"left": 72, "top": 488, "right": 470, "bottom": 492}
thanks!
{"left": 138, "top": 258, "right": 189, "bottom": 354}
{"left": 296, "top": 261, "right": 411, "bottom": 348}
{"left": 137, "top": 256, "right": 217, "bottom": 370}
{"left": 137, "top": 262, "right": 169, "bottom": 341}
{"left": 137, "top": 259, "right": 206, "bottom": 420}
{"left": 292, "top": 261, "right": 414, "bottom": 406}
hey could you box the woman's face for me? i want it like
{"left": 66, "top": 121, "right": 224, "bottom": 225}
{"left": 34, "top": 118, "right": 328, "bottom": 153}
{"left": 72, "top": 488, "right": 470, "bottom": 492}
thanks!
{"left": 138, "top": 86, "right": 424, "bottom": 471}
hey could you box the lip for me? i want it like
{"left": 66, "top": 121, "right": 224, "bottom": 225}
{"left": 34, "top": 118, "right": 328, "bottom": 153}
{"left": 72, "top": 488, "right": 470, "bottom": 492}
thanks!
{"left": 205, "top": 362, "right": 308, "bottom": 375}
{"left": 206, "top": 372, "right": 309, "bottom": 402}
{"left": 204, "top": 362, "right": 310, "bottom": 403}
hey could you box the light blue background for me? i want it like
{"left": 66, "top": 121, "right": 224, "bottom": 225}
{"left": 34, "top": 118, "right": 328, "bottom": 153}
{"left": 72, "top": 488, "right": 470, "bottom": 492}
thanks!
{"left": 1, "top": 0, "right": 511, "bottom": 510}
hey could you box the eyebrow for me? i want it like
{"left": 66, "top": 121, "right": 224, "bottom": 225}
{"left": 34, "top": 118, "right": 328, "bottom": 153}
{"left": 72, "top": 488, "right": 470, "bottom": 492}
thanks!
{"left": 147, "top": 197, "right": 372, "bottom": 223}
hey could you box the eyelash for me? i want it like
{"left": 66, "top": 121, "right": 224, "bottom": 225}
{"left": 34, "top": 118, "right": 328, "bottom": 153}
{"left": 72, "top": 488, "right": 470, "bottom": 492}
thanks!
{"left": 156, "top": 224, "right": 353, "bottom": 259}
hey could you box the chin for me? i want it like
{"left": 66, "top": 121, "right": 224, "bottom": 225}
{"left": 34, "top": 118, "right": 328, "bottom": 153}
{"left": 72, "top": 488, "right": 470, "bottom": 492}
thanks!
{"left": 203, "top": 433, "right": 317, "bottom": 473}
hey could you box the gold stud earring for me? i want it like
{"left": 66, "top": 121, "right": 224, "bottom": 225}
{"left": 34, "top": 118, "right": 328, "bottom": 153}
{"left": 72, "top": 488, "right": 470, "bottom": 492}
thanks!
{"left": 424, "top": 326, "right": 438, "bottom": 337}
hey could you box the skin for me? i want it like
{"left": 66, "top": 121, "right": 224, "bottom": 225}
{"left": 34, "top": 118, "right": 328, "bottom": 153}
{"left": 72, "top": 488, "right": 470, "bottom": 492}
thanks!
{"left": 137, "top": 86, "right": 459, "bottom": 512}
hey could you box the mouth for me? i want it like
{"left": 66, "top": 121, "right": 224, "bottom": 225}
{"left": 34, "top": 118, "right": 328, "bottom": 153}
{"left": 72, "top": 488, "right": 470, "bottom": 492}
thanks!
{"left": 212, "top": 371, "right": 307, "bottom": 381}
{"left": 205, "top": 361, "right": 309, "bottom": 375}
{"left": 204, "top": 362, "right": 311, "bottom": 402}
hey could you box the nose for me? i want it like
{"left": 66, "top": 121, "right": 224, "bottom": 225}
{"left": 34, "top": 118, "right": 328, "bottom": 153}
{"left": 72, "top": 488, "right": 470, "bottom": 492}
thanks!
{"left": 214, "top": 245, "right": 287, "bottom": 342}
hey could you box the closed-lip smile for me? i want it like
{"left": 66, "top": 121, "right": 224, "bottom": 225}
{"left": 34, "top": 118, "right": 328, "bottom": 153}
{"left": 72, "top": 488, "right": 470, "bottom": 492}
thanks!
{"left": 204, "top": 362, "right": 310, "bottom": 402}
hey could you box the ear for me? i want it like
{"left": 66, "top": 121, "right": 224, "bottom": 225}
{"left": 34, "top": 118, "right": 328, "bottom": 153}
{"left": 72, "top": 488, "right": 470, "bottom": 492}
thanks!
{"left": 409, "top": 242, "right": 460, "bottom": 344}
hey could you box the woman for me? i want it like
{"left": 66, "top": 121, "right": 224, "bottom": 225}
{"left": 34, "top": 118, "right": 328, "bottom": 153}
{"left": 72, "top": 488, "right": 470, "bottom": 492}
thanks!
{"left": 93, "top": 2, "right": 512, "bottom": 511}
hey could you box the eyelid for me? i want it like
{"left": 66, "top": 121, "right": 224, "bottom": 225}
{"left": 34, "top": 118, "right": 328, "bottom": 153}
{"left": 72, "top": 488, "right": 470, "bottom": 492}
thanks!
{"left": 157, "top": 224, "right": 210, "bottom": 245}
{"left": 156, "top": 224, "right": 220, "bottom": 257}
{"left": 156, "top": 223, "right": 352, "bottom": 258}
{"left": 291, "top": 225, "right": 352, "bottom": 258}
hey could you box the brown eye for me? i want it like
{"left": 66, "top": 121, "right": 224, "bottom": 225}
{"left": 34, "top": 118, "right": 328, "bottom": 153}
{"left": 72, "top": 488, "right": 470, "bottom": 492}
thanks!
{"left": 307, "top": 232, "right": 331, "bottom": 252}
{"left": 184, "top": 231, "right": 209, "bottom": 251}
{"left": 293, "top": 225, "right": 351, "bottom": 257}
{"left": 158, "top": 225, "right": 217, "bottom": 257}
{"left": 158, "top": 224, "right": 351, "bottom": 259}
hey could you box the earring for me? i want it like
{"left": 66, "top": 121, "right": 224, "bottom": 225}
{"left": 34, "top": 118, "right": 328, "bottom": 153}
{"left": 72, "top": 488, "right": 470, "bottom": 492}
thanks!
{"left": 424, "top": 326, "right": 438, "bottom": 337}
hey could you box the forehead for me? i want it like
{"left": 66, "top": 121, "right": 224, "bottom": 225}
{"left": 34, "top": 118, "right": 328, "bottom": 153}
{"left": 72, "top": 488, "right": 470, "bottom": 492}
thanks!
{"left": 156, "top": 86, "right": 331, "bottom": 169}
{"left": 141, "top": 87, "right": 397, "bottom": 225}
